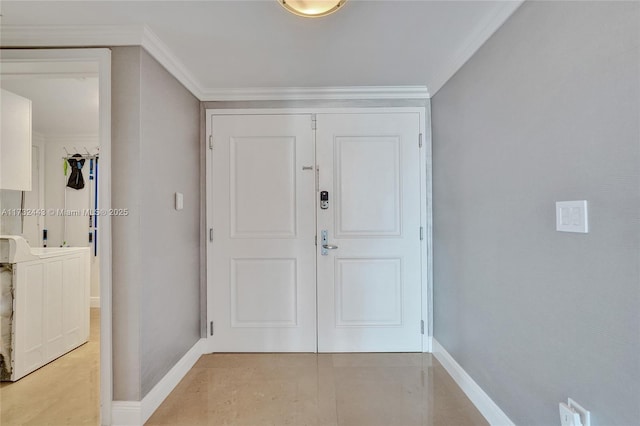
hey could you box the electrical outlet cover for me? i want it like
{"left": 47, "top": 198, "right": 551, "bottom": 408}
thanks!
{"left": 568, "top": 398, "right": 590, "bottom": 426}
{"left": 559, "top": 403, "right": 582, "bottom": 426}
{"left": 556, "top": 200, "right": 588, "bottom": 233}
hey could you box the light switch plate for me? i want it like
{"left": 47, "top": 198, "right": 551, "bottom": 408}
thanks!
{"left": 175, "top": 192, "right": 184, "bottom": 211}
{"left": 556, "top": 200, "right": 588, "bottom": 233}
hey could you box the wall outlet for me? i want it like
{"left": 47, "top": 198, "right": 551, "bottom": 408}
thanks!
{"left": 568, "top": 398, "right": 590, "bottom": 426}
{"left": 559, "top": 399, "right": 590, "bottom": 426}
{"left": 556, "top": 200, "right": 589, "bottom": 233}
{"left": 559, "top": 403, "right": 581, "bottom": 426}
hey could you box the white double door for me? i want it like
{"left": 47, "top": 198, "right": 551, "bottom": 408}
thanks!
{"left": 209, "top": 112, "right": 424, "bottom": 352}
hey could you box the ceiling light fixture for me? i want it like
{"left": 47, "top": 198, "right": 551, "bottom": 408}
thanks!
{"left": 278, "top": 0, "right": 346, "bottom": 18}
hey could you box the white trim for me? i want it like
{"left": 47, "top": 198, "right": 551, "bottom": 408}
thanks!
{"left": 201, "top": 86, "right": 429, "bottom": 101}
{"left": 111, "top": 402, "right": 142, "bottom": 426}
{"left": 0, "top": 48, "right": 113, "bottom": 426}
{"left": 111, "top": 338, "right": 206, "bottom": 426}
{"left": 429, "top": 1, "right": 524, "bottom": 95}
{"left": 0, "top": 4, "right": 521, "bottom": 101}
{"left": 0, "top": 25, "right": 205, "bottom": 100}
{"left": 425, "top": 100, "right": 434, "bottom": 352}
{"left": 207, "top": 107, "right": 427, "bottom": 116}
{"left": 432, "top": 339, "right": 515, "bottom": 426}
{"left": 140, "top": 338, "right": 205, "bottom": 423}
{"left": 0, "top": 25, "right": 143, "bottom": 47}
{"left": 90, "top": 296, "right": 101, "bottom": 308}
{"left": 31, "top": 132, "right": 46, "bottom": 247}
{"left": 140, "top": 26, "right": 204, "bottom": 100}
{"left": 0, "top": 72, "right": 99, "bottom": 80}
{"left": 419, "top": 101, "right": 433, "bottom": 353}
{"left": 205, "top": 111, "right": 214, "bottom": 353}
{"left": 1, "top": 24, "right": 427, "bottom": 102}
{"left": 1, "top": 24, "right": 430, "bottom": 102}
{"left": 97, "top": 49, "right": 114, "bottom": 426}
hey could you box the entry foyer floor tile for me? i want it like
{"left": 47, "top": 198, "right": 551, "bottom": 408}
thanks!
{"left": 146, "top": 353, "right": 488, "bottom": 426}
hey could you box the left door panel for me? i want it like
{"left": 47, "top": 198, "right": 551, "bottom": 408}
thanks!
{"left": 209, "top": 114, "right": 316, "bottom": 352}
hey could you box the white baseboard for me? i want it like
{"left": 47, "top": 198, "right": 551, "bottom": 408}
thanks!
{"left": 424, "top": 335, "right": 433, "bottom": 353}
{"left": 111, "top": 338, "right": 206, "bottom": 426}
{"left": 432, "top": 339, "right": 515, "bottom": 426}
{"left": 90, "top": 297, "right": 101, "bottom": 308}
{"left": 141, "top": 338, "right": 205, "bottom": 422}
{"left": 111, "top": 401, "right": 142, "bottom": 426}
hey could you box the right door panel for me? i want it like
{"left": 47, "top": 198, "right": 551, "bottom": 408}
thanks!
{"left": 316, "top": 113, "right": 423, "bottom": 352}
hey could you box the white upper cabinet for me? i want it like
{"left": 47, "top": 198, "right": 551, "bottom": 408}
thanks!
{"left": 1, "top": 88, "right": 32, "bottom": 191}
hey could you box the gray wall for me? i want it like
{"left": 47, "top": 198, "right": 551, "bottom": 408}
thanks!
{"left": 111, "top": 46, "right": 201, "bottom": 401}
{"left": 431, "top": 2, "right": 639, "bottom": 426}
{"left": 111, "top": 47, "right": 142, "bottom": 401}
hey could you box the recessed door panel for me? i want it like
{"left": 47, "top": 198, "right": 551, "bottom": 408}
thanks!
{"left": 230, "top": 137, "right": 297, "bottom": 238}
{"left": 231, "top": 258, "right": 298, "bottom": 327}
{"left": 335, "top": 136, "right": 401, "bottom": 237}
{"left": 335, "top": 257, "right": 402, "bottom": 326}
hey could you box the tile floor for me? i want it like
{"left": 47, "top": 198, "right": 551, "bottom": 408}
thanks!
{"left": 0, "top": 312, "right": 488, "bottom": 426}
{"left": 146, "top": 353, "right": 487, "bottom": 426}
{"left": 0, "top": 308, "right": 100, "bottom": 425}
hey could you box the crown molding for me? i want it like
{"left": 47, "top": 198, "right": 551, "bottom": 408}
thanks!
{"left": 1, "top": 4, "right": 522, "bottom": 102}
{"left": 0, "top": 72, "right": 99, "bottom": 80}
{"left": 0, "top": 24, "right": 205, "bottom": 99}
{"left": 140, "top": 26, "right": 205, "bottom": 99}
{"left": 429, "top": 0, "right": 524, "bottom": 95}
{"left": 201, "top": 86, "right": 430, "bottom": 101}
{"left": 0, "top": 25, "right": 143, "bottom": 47}
{"left": 0, "top": 25, "right": 425, "bottom": 101}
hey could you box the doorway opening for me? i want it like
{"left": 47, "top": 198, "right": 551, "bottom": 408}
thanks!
{"left": 205, "top": 108, "right": 432, "bottom": 354}
{"left": 0, "top": 49, "right": 112, "bottom": 425}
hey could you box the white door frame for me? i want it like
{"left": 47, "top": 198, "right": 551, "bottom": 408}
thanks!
{"left": 0, "top": 48, "right": 113, "bottom": 425}
{"left": 24, "top": 137, "right": 46, "bottom": 246}
{"left": 205, "top": 106, "right": 433, "bottom": 353}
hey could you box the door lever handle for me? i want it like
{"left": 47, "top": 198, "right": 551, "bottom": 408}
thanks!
{"left": 320, "top": 230, "right": 337, "bottom": 256}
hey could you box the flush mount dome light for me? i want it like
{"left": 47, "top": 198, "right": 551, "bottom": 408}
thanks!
{"left": 279, "top": 0, "right": 346, "bottom": 18}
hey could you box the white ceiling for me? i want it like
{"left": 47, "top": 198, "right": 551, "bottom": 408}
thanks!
{"left": 0, "top": 1, "right": 522, "bottom": 99}
{"left": 1, "top": 78, "right": 99, "bottom": 135}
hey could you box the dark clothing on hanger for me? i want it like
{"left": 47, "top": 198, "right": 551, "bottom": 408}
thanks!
{"left": 67, "top": 154, "right": 86, "bottom": 190}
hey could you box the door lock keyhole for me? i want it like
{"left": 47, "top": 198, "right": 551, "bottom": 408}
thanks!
{"left": 321, "top": 230, "right": 338, "bottom": 256}
{"left": 320, "top": 191, "right": 329, "bottom": 210}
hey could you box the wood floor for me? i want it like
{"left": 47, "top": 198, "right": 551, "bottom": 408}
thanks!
{"left": 1, "top": 312, "right": 487, "bottom": 426}
{"left": 0, "top": 308, "right": 100, "bottom": 425}
{"left": 146, "top": 353, "right": 487, "bottom": 426}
